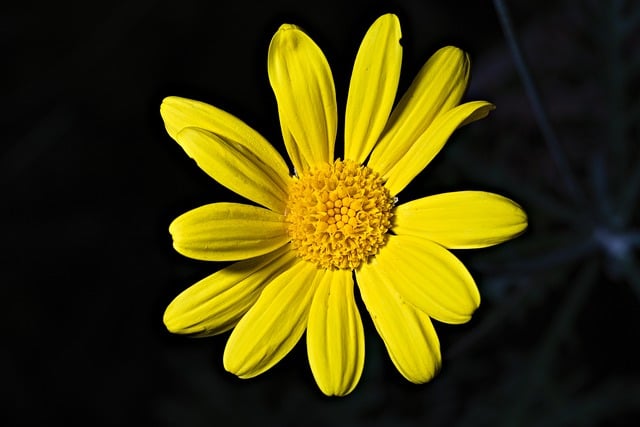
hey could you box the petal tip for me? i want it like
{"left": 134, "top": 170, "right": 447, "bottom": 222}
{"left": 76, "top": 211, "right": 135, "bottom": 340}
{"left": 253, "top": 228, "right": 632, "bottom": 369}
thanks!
{"left": 160, "top": 96, "right": 190, "bottom": 122}
{"left": 274, "top": 23, "right": 303, "bottom": 40}
{"left": 167, "top": 216, "right": 181, "bottom": 239}
{"left": 163, "top": 302, "right": 186, "bottom": 334}
{"left": 223, "top": 345, "right": 256, "bottom": 379}
{"left": 377, "top": 12, "right": 400, "bottom": 25}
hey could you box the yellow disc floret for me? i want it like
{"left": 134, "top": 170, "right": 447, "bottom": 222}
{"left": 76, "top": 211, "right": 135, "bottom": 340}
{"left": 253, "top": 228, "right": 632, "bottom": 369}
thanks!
{"left": 285, "top": 159, "right": 394, "bottom": 270}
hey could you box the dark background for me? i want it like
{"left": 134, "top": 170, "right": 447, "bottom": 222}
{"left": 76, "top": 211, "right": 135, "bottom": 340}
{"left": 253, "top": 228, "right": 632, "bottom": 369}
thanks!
{"left": 3, "top": 0, "right": 640, "bottom": 425}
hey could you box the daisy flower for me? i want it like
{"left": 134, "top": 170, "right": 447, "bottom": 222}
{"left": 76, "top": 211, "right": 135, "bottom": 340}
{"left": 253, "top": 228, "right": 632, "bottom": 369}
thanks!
{"left": 161, "top": 13, "right": 527, "bottom": 396}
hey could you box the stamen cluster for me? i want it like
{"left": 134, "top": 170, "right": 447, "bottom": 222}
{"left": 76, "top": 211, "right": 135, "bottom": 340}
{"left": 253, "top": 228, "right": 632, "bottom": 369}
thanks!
{"left": 286, "top": 159, "right": 394, "bottom": 270}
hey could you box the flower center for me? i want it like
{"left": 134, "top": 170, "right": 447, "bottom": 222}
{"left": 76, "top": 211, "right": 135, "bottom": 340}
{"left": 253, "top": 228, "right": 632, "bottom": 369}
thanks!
{"left": 285, "top": 159, "right": 394, "bottom": 270}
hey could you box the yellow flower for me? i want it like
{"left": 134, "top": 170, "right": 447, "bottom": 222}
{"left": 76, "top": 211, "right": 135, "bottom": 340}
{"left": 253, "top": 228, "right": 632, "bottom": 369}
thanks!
{"left": 161, "top": 13, "right": 527, "bottom": 396}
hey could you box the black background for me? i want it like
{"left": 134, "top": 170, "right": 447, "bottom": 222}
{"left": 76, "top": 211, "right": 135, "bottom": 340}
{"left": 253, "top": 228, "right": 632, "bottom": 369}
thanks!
{"left": 4, "top": 0, "right": 640, "bottom": 425}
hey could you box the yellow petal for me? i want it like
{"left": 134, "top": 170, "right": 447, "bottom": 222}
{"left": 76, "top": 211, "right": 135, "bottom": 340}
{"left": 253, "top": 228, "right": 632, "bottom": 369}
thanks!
{"left": 175, "top": 127, "right": 289, "bottom": 212}
{"left": 307, "top": 270, "right": 365, "bottom": 396}
{"left": 368, "top": 46, "right": 470, "bottom": 176}
{"left": 268, "top": 24, "right": 337, "bottom": 172}
{"left": 169, "top": 202, "right": 289, "bottom": 261}
{"left": 384, "top": 101, "right": 495, "bottom": 195}
{"left": 161, "top": 96, "right": 289, "bottom": 181}
{"left": 223, "top": 260, "right": 320, "bottom": 378}
{"left": 163, "top": 246, "right": 297, "bottom": 336}
{"left": 344, "top": 14, "right": 402, "bottom": 164}
{"left": 356, "top": 264, "right": 441, "bottom": 383}
{"left": 393, "top": 191, "right": 528, "bottom": 248}
{"left": 370, "top": 235, "right": 480, "bottom": 324}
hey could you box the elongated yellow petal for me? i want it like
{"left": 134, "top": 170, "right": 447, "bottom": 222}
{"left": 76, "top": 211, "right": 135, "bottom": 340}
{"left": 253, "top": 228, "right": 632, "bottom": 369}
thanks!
{"left": 161, "top": 96, "right": 290, "bottom": 181}
{"left": 223, "top": 260, "right": 321, "bottom": 378}
{"left": 370, "top": 235, "right": 479, "bottom": 324}
{"left": 169, "top": 202, "right": 289, "bottom": 261}
{"left": 384, "top": 101, "right": 495, "bottom": 195}
{"left": 368, "top": 46, "right": 470, "bottom": 176}
{"left": 163, "top": 246, "right": 297, "bottom": 336}
{"left": 268, "top": 24, "right": 337, "bottom": 172}
{"left": 356, "top": 264, "right": 441, "bottom": 383}
{"left": 175, "top": 127, "right": 289, "bottom": 212}
{"left": 344, "top": 14, "right": 402, "bottom": 164}
{"left": 307, "top": 270, "right": 365, "bottom": 396}
{"left": 393, "top": 191, "right": 528, "bottom": 248}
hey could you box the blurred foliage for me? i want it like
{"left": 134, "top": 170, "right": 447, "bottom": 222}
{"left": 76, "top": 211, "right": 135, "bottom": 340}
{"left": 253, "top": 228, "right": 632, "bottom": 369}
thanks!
{"left": 2, "top": 0, "right": 639, "bottom": 426}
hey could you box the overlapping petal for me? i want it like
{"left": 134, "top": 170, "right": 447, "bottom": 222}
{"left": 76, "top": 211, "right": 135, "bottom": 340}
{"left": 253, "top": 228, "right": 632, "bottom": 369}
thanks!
{"left": 344, "top": 14, "right": 402, "bottom": 164}
{"left": 369, "top": 235, "right": 480, "bottom": 324}
{"left": 175, "top": 127, "right": 289, "bottom": 212}
{"left": 307, "top": 269, "right": 365, "bottom": 396}
{"left": 169, "top": 202, "right": 289, "bottom": 261}
{"left": 383, "top": 101, "right": 495, "bottom": 195}
{"left": 223, "top": 260, "right": 321, "bottom": 378}
{"left": 163, "top": 246, "right": 297, "bottom": 336}
{"left": 161, "top": 96, "right": 289, "bottom": 182}
{"left": 268, "top": 24, "right": 337, "bottom": 172}
{"left": 357, "top": 263, "right": 441, "bottom": 383}
{"left": 368, "top": 46, "right": 470, "bottom": 176}
{"left": 393, "top": 191, "right": 528, "bottom": 248}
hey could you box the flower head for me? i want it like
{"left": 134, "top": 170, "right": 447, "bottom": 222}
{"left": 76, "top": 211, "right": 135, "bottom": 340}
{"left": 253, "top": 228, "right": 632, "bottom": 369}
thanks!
{"left": 161, "top": 13, "right": 527, "bottom": 396}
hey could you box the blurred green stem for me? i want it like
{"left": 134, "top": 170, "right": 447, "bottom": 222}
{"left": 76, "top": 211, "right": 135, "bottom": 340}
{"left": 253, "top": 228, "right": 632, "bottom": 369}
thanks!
{"left": 590, "top": 153, "right": 619, "bottom": 226}
{"left": 503, "top": 261, "right": 599, "bottom": 426}
{"left": 475, "top": 235, "right": 597, "bottom": 274}
{"left": 618, "top": 253, "right": 640, "bottom": 303}
{"left": 492, "top": 0, "right": 584, "bottom": 204}
{"left": 604, "top": 0, "right": 628, "bottom": 223}
{"left": 619, "top": 163, "right": 640, "bottom": 225}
